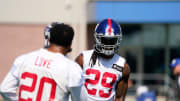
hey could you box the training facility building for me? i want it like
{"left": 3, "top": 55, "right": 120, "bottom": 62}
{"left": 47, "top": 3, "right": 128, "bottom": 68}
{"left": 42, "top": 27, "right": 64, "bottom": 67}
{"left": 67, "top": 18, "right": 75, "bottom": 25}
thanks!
{"left": 0, "top": 0, "right": 180, "bottom": 100}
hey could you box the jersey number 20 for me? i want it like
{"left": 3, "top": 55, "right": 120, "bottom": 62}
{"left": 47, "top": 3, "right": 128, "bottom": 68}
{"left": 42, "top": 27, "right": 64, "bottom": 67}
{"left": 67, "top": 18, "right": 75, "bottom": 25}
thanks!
{"left": 19, "top": 72, "right": 56, "bottom": 101}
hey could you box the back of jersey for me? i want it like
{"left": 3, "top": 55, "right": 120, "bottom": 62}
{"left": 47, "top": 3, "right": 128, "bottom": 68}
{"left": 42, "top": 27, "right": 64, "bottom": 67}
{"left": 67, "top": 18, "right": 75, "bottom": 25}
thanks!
{"left": 18, "top": 48, "right": 81, "bottom": 101}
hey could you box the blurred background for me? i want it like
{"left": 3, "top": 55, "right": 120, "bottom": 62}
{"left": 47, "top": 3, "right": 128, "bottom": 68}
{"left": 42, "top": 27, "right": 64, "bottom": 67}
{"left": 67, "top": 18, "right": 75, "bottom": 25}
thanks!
{"left": 0, "top": 0, "right": 180, "bottom": 101}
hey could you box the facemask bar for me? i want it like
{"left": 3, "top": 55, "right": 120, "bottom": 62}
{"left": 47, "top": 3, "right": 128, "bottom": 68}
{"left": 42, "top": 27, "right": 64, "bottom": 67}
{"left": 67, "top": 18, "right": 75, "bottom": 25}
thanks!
{"left": 94, "top": 34, "right": 122, "bottom": 56}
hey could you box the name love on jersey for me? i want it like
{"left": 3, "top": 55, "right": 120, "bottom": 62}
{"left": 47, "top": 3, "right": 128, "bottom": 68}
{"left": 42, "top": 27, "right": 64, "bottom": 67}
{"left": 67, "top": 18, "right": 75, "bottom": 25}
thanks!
{"left": 34, "top": 56, "right": 52, "bottom": 69}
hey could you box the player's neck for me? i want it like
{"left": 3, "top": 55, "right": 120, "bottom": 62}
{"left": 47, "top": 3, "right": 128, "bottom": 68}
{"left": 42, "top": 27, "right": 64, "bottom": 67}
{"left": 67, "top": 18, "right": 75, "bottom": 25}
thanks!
{"left": 47, "top": 44, "right": 67, "bottom": 55}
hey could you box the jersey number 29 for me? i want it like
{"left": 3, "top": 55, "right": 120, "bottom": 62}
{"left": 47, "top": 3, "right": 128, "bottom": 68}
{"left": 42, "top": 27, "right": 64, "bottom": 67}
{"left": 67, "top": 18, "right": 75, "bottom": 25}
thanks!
{"left": 84, "top": 68, "right": 117, "bottom": 98}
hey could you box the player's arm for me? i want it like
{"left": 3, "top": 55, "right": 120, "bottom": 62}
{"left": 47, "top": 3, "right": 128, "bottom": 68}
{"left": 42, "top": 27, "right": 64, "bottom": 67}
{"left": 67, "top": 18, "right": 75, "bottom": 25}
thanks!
{"left": 70, "top": 86, "right": 87, "bottom": 101}
{"left": 0, "top": 65, "right": 19, "bottom": 101}
{"left": 114, "top": 63, "right": 130, "bottom": 101}
{"left": 75, "top": 53, "right": 83, "bottom": 69}
{"left": 68, "top": 62, "right": 87, "bottom": 101}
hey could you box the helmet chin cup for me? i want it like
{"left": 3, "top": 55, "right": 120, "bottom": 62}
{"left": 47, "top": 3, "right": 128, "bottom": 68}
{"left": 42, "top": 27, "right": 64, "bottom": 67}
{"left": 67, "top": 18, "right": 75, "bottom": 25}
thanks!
{"left": 103, "top": 49, "right": 114, "bottom": 56}
{"left": 95, "top": 44, "right": 119, "bottom": 56}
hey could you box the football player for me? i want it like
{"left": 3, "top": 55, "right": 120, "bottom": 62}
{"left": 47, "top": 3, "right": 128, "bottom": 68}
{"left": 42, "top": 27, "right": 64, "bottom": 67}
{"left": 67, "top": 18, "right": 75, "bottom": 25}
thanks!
{"left": 75, "top": 18, "right": 130, "bottom": 101}
{"left": 170, "top": 58, "right": 180, "bottom": 99}
{"left": 170, "top": 58, "right": 180, "bottom": 88}
{"left": 0, "top": 22, "right": 86, "bottom": 101}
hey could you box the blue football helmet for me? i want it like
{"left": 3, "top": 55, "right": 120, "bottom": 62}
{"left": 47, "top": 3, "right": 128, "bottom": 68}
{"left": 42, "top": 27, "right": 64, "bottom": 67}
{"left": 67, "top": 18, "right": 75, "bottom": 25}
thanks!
{"left": 94, "top": 18, "right": 122, "bottom": 56}
{"left": 44, "top": 22, "right": 64, "bottom": 48}
{"left": 44, "top": 24, "right": 52, "bottom": 48}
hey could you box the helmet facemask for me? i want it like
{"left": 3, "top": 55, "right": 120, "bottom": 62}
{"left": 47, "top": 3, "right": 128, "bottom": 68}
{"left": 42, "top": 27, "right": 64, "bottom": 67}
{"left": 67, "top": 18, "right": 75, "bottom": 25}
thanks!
{"left": 94, "top": 34, "right": 122, "bottom": 56}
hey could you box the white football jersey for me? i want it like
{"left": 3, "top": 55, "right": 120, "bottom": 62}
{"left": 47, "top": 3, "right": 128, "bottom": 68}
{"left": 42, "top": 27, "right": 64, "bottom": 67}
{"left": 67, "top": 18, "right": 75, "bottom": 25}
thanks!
{"left": 0, "top": 48, "right": 84, "bottom": 101}
{"left": 178, "top": 76, "right": 180, "bottom": 88}
{"left": 81, "top": 50, "right": 126, "bottom": 101}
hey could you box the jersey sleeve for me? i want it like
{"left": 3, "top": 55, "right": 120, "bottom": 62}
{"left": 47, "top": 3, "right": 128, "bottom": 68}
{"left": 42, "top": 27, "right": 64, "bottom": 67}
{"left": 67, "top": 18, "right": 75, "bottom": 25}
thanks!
{"left": 67, "top": 63, "right": 84, "bottom": 88}
{"left": 82, "top": 50, "right": 93, "bottom": 68}
{"left": 0, "top": 55, "right": 24, "bottom": 101}
{"left": 177, "top": 76, "right": 180, "bottom": 89}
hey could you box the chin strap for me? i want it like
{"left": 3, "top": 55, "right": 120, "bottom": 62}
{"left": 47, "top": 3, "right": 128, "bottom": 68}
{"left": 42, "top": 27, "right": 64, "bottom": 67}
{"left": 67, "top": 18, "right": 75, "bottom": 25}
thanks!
{"left": 44, "top": 39, "right": 50, "bottom": 48}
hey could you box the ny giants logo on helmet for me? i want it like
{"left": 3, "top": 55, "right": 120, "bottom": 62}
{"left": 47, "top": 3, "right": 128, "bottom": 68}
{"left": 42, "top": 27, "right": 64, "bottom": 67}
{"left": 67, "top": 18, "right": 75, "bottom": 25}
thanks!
{"left": 105, "top": 19, "right": 115, "bottom": 36}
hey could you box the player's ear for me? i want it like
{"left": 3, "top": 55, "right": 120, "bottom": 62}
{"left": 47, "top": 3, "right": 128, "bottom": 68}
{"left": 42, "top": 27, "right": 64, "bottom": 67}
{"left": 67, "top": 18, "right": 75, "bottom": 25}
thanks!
{"left": 67, "top": 48, "right": 72, "bottom": 53}
{"left": 66, "top": 45, "right": 72, "bottom": 53}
